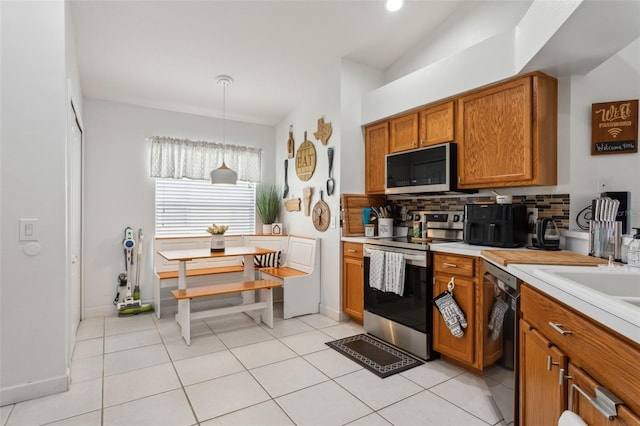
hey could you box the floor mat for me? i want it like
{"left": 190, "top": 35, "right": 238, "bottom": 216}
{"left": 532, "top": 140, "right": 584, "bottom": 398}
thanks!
{"left": 325, "top": 334, "right": 423, "bottom": 378}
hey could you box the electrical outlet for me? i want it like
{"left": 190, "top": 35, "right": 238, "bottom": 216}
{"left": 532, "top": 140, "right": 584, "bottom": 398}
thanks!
{"left": 597, "top": 177, "right": 609, "bottom": 194}
{"left": 330, "top": 216, "right": 336, "bottom": 229}
{"left": 527, "top": 208, "right": 538, "bottom": 233}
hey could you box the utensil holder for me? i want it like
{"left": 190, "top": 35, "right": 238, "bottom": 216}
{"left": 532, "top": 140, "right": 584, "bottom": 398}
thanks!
{"left": 589, "top": 221, "right": 622, "bottom": 260}
{"left": 378, "top": 218, "right": 393, "bottom": 237}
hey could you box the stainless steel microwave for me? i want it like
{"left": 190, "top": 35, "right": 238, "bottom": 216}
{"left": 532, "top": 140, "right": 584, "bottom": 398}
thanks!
{"left": 385, "top": 142, "right": 458, "bottom": 194}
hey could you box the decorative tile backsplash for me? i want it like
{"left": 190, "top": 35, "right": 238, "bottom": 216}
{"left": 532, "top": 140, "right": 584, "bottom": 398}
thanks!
{"left": 392, "top": 193, "right": 571, "bottom": 229}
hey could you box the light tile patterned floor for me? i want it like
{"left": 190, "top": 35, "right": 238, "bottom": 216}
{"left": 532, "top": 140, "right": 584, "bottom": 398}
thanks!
{"left": 1, "top": 303, "right": 507, "bottom": 425}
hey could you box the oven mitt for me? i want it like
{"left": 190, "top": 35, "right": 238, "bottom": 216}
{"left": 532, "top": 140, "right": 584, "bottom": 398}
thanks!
{"left": 433, "top": 291, "right": 467, "bottom": 338}
{"left": 487, "top": 296, "right": 509, "bottom": 340}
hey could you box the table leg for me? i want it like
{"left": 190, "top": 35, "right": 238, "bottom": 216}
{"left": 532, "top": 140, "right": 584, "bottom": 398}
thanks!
{"left": 260, "top": 288, "right": 274, "bottom": 328}
{"left": 242, "top": 254, "right": 255, "bottom": 305}
{"left": 176, "top": 260, "right": 190, "bottom": 345}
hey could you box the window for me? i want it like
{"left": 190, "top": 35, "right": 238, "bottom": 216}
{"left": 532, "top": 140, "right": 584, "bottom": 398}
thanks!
{"left": 155, "top": 178, "right": 256, "bottom": 236}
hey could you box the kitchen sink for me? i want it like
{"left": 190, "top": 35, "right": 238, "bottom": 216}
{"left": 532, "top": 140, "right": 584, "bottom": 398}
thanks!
{"left": 534, "top": 266, "right": 640, "bottom": 308}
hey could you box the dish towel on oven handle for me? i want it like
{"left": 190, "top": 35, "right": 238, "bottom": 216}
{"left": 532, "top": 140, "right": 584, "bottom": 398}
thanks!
{"left": 369, "top": 249, "right": 385, "bottom": 291}
{"left": 433, "top": 290, "right": 467, "bottom": 337}
{"left": 385, "top": 251, "right": 405, "bottom": 296}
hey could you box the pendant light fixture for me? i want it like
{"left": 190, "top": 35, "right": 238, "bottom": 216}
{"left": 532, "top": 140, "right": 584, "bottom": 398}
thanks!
{"left": 210, "top": 75, "right": 238, "bottom": 185}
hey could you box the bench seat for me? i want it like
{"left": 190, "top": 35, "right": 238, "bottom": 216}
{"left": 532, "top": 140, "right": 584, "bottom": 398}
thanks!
{"left": 171, "top": 279, "right": 282, "bottom": 345}
{"left": 171, "top": 279, "right": 281, "bottom": 299}
{"left": 157, "top": 265, "right": 244, "bottom": 280}
{"left": 259, "top": 267, "right": 307, "bottom": 280}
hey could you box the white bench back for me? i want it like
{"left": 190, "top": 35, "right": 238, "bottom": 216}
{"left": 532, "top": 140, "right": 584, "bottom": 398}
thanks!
{"left": 285, "top": 236, "right": 317, "bottom": 274}
{"left": 154, "top": 235, "right": 288, "bottom": 273}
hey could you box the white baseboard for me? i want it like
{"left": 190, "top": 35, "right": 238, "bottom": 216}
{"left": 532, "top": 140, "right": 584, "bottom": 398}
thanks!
{"left": 319, "top": 304, "right": 349, "bottom": 322}
{"left": 0, "top": 373, "right": 69, "bottom": 406}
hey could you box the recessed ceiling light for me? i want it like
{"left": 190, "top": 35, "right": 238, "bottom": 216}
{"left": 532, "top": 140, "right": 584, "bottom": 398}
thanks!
{"left": 385, "top": 0, "right": 404, "bottom": 12}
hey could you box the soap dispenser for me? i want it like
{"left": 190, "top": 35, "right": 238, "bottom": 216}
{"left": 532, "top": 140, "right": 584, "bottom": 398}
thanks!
{"left": 628, "top": 227, "right": 640, "bottom": 269}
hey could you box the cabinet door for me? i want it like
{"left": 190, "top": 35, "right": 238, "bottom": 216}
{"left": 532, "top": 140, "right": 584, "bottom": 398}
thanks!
{"left": 419, "top": 101, "right": 455, "bottom": 147}
{"left": 568, "top": 363, "right": 640, "bottom": 426}
{"left": 457, "top": 77, "right": 533, "bottom": 188}
{"left": 432, "top": 274, "right": 475, "bottom": 364}
{"left": 389, "top": 113, "right": 419, "bottom": 153}
{"left": 519, "top": 319, "right": 567, "bottom": 426}
{"left": 342, "top": 255, "right": 364, "bottom": 322}
{"left": 364, "top": 122, "right": 388, "bottom": 194}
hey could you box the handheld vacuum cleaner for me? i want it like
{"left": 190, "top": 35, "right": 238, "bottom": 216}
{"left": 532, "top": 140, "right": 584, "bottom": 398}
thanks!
{"left": 115, "top": 227, "right": 153, "bottom": 316}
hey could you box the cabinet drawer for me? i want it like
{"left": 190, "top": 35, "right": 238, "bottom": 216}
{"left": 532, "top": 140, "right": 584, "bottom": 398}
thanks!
{"left": 433, "top": 254, "right": 475, "bottom": 277}
{"left": 521, "top": 284, "right": 640, "bottom": 415}
{"left": 343, "top": 242, "right": 363, "bottom": 258}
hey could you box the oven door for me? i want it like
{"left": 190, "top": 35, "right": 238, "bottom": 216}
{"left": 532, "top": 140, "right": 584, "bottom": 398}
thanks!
{"left": 363, "top": 246, "right": 431, "bottom": 333}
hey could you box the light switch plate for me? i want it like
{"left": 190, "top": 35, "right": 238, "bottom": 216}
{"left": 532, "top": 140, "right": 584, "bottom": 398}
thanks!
{"left": 20, "top": 218, "right": 39, "bottom": 241}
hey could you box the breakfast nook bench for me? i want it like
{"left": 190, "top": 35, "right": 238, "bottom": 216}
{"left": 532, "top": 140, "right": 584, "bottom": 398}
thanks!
{"left": 171, "top": 279, "right": 282, "bottom": 345}
{"left": 259, "top": 235, "right": 320, "bottom": 319}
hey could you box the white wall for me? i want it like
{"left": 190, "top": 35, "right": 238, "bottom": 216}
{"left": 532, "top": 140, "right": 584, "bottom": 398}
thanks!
{"left": 274, "top": 62, "right": 344, "bottom": 320}
{"left": 567, "top": 39, "right": 640, "bottom": 232}
{"left": 1, "top": 0, "right": 72, "bottom": 404}
{"left": 82, "top": 99, "right": 275, "bottom": 316}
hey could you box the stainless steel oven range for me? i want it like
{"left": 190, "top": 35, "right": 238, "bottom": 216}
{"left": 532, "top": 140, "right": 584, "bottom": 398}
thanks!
{"left": 363, "top": 211, "right": 464, "bottom": 360}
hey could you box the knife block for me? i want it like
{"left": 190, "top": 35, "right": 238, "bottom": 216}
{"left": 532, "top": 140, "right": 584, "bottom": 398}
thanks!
{"left": 589, "top": 220, "right": 622, "bottom": 261}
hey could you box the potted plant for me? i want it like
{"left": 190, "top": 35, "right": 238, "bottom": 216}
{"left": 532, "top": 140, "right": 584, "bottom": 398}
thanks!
{"left": 256, "top": 184, "right": 281, "bottom": 234}
{"left": 206, "top": 223, "right": 229, "bottom": 251}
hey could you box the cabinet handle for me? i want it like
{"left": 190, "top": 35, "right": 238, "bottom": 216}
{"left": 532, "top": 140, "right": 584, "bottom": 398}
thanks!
{"left": 547, "top": 355, "right": 560, "bottom": 371}
{"left": 548, "top": 322, "right": 573, "bottom": 335}
{"left": 443, "top": 262, "right": 457, "bottom": 268}
{"left": 559, "top": 368, "right": 572, "bottom": 386}
{"left": 347, "top": 249, "right": 357, "bottom": 253}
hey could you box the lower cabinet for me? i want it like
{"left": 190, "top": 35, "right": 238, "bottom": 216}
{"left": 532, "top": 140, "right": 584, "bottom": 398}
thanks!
{"left": 519, "top": 319, "right": 568, "bottom": 426}
{"left": 432, "top": 253, "right": 499, "bottom": 373}
{"left": 342, "top": 242, "right": 364, "bottom": 323}
{"left": 520, "top": 283, "right": 640, "bottom": 425}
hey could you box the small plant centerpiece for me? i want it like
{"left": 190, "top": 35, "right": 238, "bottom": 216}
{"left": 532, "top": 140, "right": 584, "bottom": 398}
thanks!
{"left": 256, "top": 184, "right": 281, "bottom": 234}
{"left": 207, "top": 223, "right": 229, "bottom": 251}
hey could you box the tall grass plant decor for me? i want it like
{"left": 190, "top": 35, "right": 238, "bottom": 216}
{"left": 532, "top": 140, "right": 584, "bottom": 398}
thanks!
{"left": 256, "top": 184, "right": 281, "bottom": 225}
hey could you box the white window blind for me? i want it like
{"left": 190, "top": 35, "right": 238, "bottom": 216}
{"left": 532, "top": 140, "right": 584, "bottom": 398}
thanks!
{"left": 155, "top": 178, "right": 256, "bottom": 236}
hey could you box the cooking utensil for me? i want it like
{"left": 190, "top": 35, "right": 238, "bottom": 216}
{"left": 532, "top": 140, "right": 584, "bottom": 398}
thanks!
{"left": 326, "top": 147, "right": 335, "bottom": 196}
{"left": 283, "top": 159, "right": 289, "bottom": 198}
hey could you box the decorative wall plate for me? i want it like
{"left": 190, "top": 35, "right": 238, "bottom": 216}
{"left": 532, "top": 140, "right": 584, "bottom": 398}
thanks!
{"left": 296, "top": 131, "right": 316, "bottom": 182}
{"left": 287, "top": 124, "right": 295, "bottom": 159}
{"left": 312, "top": 190, "right": 331, "bottom": 232}
{"left": 314, "top": 117, "right": 332, "bottom": 146}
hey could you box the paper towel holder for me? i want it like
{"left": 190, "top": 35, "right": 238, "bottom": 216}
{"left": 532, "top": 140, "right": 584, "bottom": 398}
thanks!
{"left": 569, "top": 384, "right": 623, "bottom": 420}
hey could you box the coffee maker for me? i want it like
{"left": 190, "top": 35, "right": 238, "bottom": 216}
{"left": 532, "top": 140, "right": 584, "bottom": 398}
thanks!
{"left": 530, "top": 218, "right": 560, "bottom": 250}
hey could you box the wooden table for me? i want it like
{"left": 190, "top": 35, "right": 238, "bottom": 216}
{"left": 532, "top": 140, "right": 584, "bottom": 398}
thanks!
{"left": 158, "top": 246, "right": 276, "bottom": 343}
{"left": 158, "top": 246, "right": 275, "bottom": 291}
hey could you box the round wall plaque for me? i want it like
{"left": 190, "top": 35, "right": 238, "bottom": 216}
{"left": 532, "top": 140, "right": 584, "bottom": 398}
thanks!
{"left": 295, "top": 131, "right": 316, "bottom": 182}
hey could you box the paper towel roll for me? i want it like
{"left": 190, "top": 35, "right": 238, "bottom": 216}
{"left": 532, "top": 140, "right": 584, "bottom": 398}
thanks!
{"left": 558, "top": 411, "right": 587, "bottom": 426}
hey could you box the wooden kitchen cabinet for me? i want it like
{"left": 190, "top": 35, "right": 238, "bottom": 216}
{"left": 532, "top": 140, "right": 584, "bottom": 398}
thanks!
{"left": 419, "top": 101, "right": 455, "bottom": 147}
{"left": 519, "top": 319, "right": 568, "bottom": 426}
{"left": 432, "top": 253, "right": 476, "bottom": 367}
{"left": 364, "top": 122, "right": 388, "bottom": 194}
{"left": 342, "top": 242, "right": 364, "bottom": 323}
{"left": 568, "top": 363, "right": 640, "bottom": 426}
{"left": 433, "top": 252, "right": 505, "bottom": 372}
{"left": 520, "top": 283, "right": 640, "bottom": 424}
{"left": 456, "top": 72, "right": 557, "bottom": 189}
{"left": 389, "top": 112, "right": 419, "bottom": 153}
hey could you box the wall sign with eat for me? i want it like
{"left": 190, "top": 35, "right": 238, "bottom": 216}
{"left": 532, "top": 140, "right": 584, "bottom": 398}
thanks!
{"left": 591, "top": 99, "right": 638, "bottom": 155}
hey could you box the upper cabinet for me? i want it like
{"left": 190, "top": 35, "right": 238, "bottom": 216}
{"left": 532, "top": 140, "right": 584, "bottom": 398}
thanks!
{"left": 419, "top": 101, "right": 456, "bottom": 147}
{"left": 389, "top": 101, "right": 456, "bottom": 154}
{"left": 456, "top": 73, "right": 558, "bottom": 189}
{"left": 364, "top": 122, "right": 389, "bottom": 195}
{"left": 389, "top": 112, "right": 419, "bottom": 153}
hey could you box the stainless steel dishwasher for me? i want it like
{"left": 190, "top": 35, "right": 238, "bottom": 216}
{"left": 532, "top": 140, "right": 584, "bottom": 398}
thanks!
{"left": 482, "top": 260, "right": 522, "bottom": 426}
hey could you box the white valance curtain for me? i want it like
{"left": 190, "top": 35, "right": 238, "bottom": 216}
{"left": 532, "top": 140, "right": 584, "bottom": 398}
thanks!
{"left": 149, "top": 136, "right": 262, "bottom": 183}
